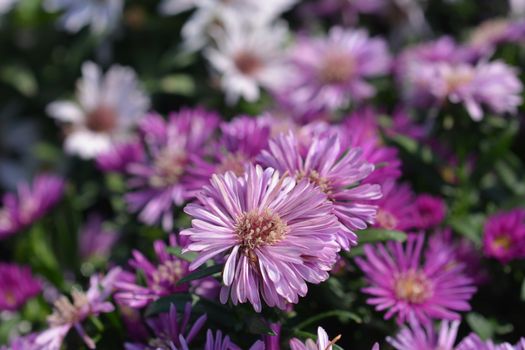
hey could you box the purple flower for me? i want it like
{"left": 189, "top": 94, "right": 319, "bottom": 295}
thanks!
{"left": 0, "top": 333, "right": 38, "bottom": 350}
{"left": 384, "top": 108, "right": 427, "bottom": 141}
{"left": 387, "top": 317, "right": 460, "bottom": 350}
{"left": 35, "top": 268, "right": 122, "bottom": 350}
{"left": 340, "top": 108, "right": 402, "bottom": 184}
{"left": 125, "top": 303, "right": 207, "bottom": 350}
{"left": 182, "top": 164, "right": 341, "bottom": 312}
{"left": 79, "top": 214, "right": 119, "bottom": 261}
{"left": 96, "top": 141, "right": 144, "bottom": 173}
{"left": 371, "top": 180, "right": 418, "bottom": 231}
{"left": 0, "top": 263, "right": 41, "bottom": 311}
{"left": 468, "top": 19, "right": 525, "bottom": 57}
{"left": 414, "top": 194, "right": 446, "bottom": 229}
{"left": 0, "top": 174, "right": 64, "bottom": 240}
{"left": 356, "top": 234, "right": 476, "bottom": 324}
{"left": 115, "top": 235, "right": 219, "bottom": 309}
{"left": 258, "top": 132, "right": 381, "bottom": 250}
{"left": 456, "top": 334, "right": 525, "bottom": 350}
{"left": 483, "top": 209, "right": 525, "bottom": 263}
{"left": 289, "top": 326, "right": 379, "bottom": 350}
{"left": 124, "top": 108, "right": 219, "bottom": 231}
{"left": 277, "top": 27, "right": 390, "bottom": 111}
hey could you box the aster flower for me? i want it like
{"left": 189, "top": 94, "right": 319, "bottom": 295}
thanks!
{"left": 96, "top": 141, "right": 144, "bottom": 173}
{"left": 340, "top": 108, "right": 402, "bottom": 184}
{"left": 370, "top": 180, "right": 418, "bottom": 231}
{"left": 289, "top": 326, "right": 379, "bottom": 350}
{"left": 414, "top": 194, "right": 446, "bottom": 230}
{"left": 43, "top": 0, "right": 123, "bottom": 33}
{"left": 125, "top": 303, "right": 207, "bottom": 350}
{"left": 204, "top": 330, "right": 264, "bottom": 350}
{"left": 0, "top": 333, "right": 37, "bottom": 350}
{"left": 0, "top": 174, "right": 64, "bottom": 240}
{"left": 457, "top": 334, "right": 525, "bottom": 350}
{"left": 483, "top": 209, "right": 525, "bottom": 263}
{"left": 277, "top": 27, "right": 390, "bottom": 112}
{"left": 356, "top": 234, "right": 476, "bottom": 324}
{"left": 205, "top": 18, "right": 290, "bottom": 104}
{"left": 123, "top": 108, "right": 219, "bottom": 231}
{"left": 182, "top": 164, "right": 341, "bottom": 312}
{"left": 79, "top": 214, "right": 119, "bottom": 262}
{"left": 0, "top": 263, "right": 41, "bottom": 311}
{"left": 46, "top": 61, "right": 150, "bottom": 159}
{"left": 387, "top": 317, "right": 460, "bottom": 350}
{"left": 259, "top": 131, "right": 381, "bottom": 249}
{"left": 115, "top": 235, "right": 219, "bottom": 309}
{"left": 35, "top": 268, "right": 122, "bottom": 350}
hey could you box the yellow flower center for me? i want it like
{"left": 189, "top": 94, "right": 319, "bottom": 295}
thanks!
{"left": 394, "top": 270, "right": 432, "bottom": 304}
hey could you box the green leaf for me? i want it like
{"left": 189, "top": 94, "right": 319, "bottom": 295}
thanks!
{"left": 166, "top": 246, "right": 198, "bottom": 262}
{"left": 521, "top": 278, "right": 525, "bottom": 302}
{"left": 159, "top": 75, "right": 195, "bottom": 96}
{"left": 144, "top": 293, "right": 193, "bottom": 317}
{"left": 448, "top": 214, "right": 485, "bottom": 245}
{"left": 358, "top": 229, "right": 407, "bottom": 244}
{"left": 245, "top": 315, "right": 276, "bottom": 336}
{"left": 177, "top": 264, "right": 224, "bottom": 286}
{"left": 0, "top": 65, "right": 38, "bottom": 96}
{"left": 295, "top": 310, "right": 362, "bottom": 331}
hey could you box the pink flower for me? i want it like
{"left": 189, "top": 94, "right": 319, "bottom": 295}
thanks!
{"left": 371, "top": 180, "right": 418, "bottom": 231}
{"left": 387, "top": 317, "right": 460, "bottom": 350}
{"left": 483, "top": 209, "right": 525, "bottom": 263}
{"left": 414, "top": 194, "right": 446, "bottom": 229}
{"left": 182, "top": 164, "right": 341, "bottom": 312}
{"left": 0, "top": 263, "right": 41, "bottom": 311}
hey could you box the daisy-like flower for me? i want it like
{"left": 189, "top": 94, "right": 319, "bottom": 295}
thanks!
{"left": 277, "top": 27, "right": 390, "bottom": 112}
{"left": 204, "top": 330, "right": 264, "bottom": 350}
{"left": 369, "top": 180, "right": 418, "bottom": 231}
{"left": 96, "top": 141, "right": 144, "bottom": 173}
{"left": 205, "top": 18, "right": 290, "bottom": 104}
{"left": 46, "top": 61, "right": 149, "bottom": 159}
{"left": 457, "top": 334, "right": 525, "bottom": 350}
{"left": 115, "top": 235, "right": 219, "bottom": 309}
{"left": 259, "top": 132, "right": 381, "bottom": 250}
{"left": 125, "top": 303, "right": 207, "bottom": 350}
{"left": 387, "top": 317, "right": 461, "bottom": 350}
{"left": 43, "top": 0, "right": 123, "bottom": 34}
{"left": 483, "top": 209, "right": 525, "bottom": 263}
{"left": 182, "top": 164, "right": 341, "bottom": 312}
{"left": 414, "top": 194, "right": 446, "bottom": 230}
{"left": 35, "top": 268, "right": 121, "bottom": 350}
{"left": 0, "top": 263, "right": 41, "bottom": 311}
{"left": 123, "top": 108, "right": 219, "bottom": 231}
{"left": 356, "top": 234, "right": 476, "bottom": 324}
{"left": 0, "top": 174, "right": 64, "bottom": 240}
{"left": 290, "top": 326, "right": 380, "bottom": 350}
{"left": 79, "top": 214, "right": 119, "bottom": 262}
{"left": 0, "top": 334, "right": 37, "bottom": 350}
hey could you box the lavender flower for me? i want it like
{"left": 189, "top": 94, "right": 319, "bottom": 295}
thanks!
{"left": 259, "top": 132, "right": 381, "bottom": 250}
{"left": 0, "top": 333, "right": 37, "bottom": 350}
{"left": 414, "top": 194, "right": 446, "bottom": 229}
{"left": 277, "top": 27, "right": 390, "bottom": 111}
{"left": 96, "top": 141, "right": 144, "bottom": 173}
{"left": 79, "top": 214, "right": 119, "bottom": 261}
{"left": 370, "top": 180, "right": 418, "bottom": 231}
{"left": 289, "top": 326, "right": 379, "bottom": 350}
{"left": 46, "top": 62, "right": 149, "bottom": 159}
{"left": 35, "top": 268, "right": 121, "bottom": 350}
{"left": 0, "top": 263, "right": 41, "bottom": 311}
{"left": 457, "top": 334, "right": 525, "bottom": 350}
{"left": 387, "top": 317, "right": 460, "bottom": 350}
{"left": 125, "top": 303, "right": 207, "bottom": 350}
{"left": 115, "top": 235, "right": 219, "bottom": 309}
{"left": 182, "top": 164, "right": 341, "bottom": 312}
{"left": 124, "top": 108, "right": 219, "bottom": 231}
{"left": 483, "top": 209, "right": 525, "bottom": 263}
{"left": 356, "top": 234, "right": 476, "bottom": 324}
{"left": 0, "top": 174, "right": 64, "bottom": 240}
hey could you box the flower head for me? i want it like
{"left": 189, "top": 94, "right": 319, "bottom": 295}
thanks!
{"left": 277, "top": 27, "right": 390, "bottom": 111}
{"left": 414, "top": 194, "right": 446, "bottom": 230}
{"left": 46, "top": 62, "right": 149, "bottom": 159}
{"left": 456, "top": 334, "right": 525, "bottom": 350}
{"left": 356, "top": 234, "right": 476, "bottom": 324}
{"left": 0, "top": 174, "right": 64, "bottom": 240}
{"left": 115, "top": 235, "right": 219, "bottom": 309}
{"left": 258, "top": 132, "right": 381, "bottom": 249}
{"left": 43, "top": 0, "right": 123, "bottom": 33}
{"left": 0, "top": 333, "right": 38, "bottom": 350}
{"left": 96, "top": 141, "right": 145, "bottom": 173}
{"left": 124, "top": 108, "right": 219, "bottom": 230}
{"left": 370, "top": 180, "right": 418, "bottom": 231}
{"left": 182, "top": 164, "right": 341, "bottom": 311}
{"left": 483, "top": 209, "right": 525, "bottom": 263}
{"left": 289, "top": 327, "right": 341, "bottom": 350}
{"left": 0, "top": 263, "right": 41, "bottom": 311}
{"left": 387, "top": 317, "right": 460, "bottom": 350}
{"left": 79, "top": 214, "right": 119, "bottom": 262}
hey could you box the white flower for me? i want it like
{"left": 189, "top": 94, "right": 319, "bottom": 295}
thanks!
{"left": 46, "top": 62, "right": 149, "bottom": 159}
{"left": 0, "top": 0, "right": 16, "bottom": 15}
{"left": 205, "top": 18, "right": 290, "bottom": 104}
{"left": 43, "top": 0, "right": 123, "bottom": 34}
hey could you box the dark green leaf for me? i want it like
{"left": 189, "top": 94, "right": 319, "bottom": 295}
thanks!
{"left": 177, "top": 264, "right": 224, "bottom": 285}
{"left": 358, "top": 229, "right": 407, "bottom": 244}
{"left": 246, "top": 315, "right": 276, "bottom": 336}
{"left": 295, "top": 310, "right": 362, "bottom": 331}
{"left": 166, "top": 246, "right": 198, "bottom": 262}
{"left": 144, "top": 293, "right": 193, "bottom": 317}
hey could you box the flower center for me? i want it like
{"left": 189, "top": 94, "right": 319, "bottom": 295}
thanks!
{"left": 48, "top": 289, "right": 89, "bottom": 326}
{"left": 376, "top": 209, "right": 398, "bottom": 230}
{"left": 151, "top": 260, "right": 186, "bottom": 291}
{"left": 296, "top": 170, "right": 332, "bottom": 196}
{"left": 443, "top": 67, "right": 475, "bottom": 94}
{"left": 86, "top": 105, "right": 118, "bottom": 133}
{"left": 217, "top": 152, "right": 248, "bottom": 176}
{"left": 394, "top": 270, "right": 432, "bottom": 304}
{"left": 235, "top": 209, "right": 287, "bottom": 260}
{"left": 234, "top": 51, "right": 263, "bottom": 76}
{"left": 492, "top": 235, "right": 512, "bottom": 251}
{"left": 149, "top": 148, "right": 188, "bottom": 188}
{"left": 319, "top": 51, "right": 355, "bottom": 84}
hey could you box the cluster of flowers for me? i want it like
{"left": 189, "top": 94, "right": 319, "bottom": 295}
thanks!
{"left": 1, "top": 0, "right": 525, "bottom": 349}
